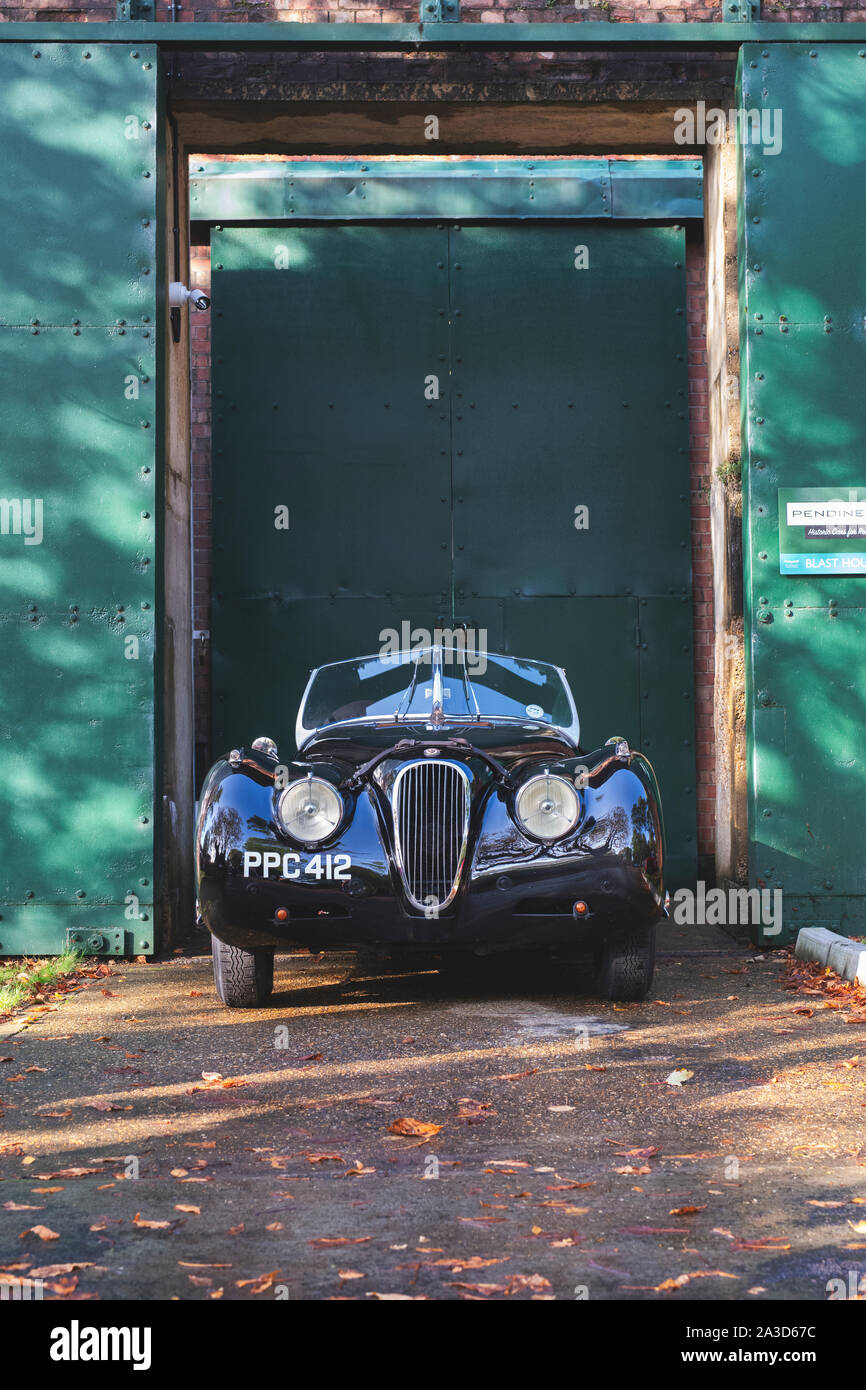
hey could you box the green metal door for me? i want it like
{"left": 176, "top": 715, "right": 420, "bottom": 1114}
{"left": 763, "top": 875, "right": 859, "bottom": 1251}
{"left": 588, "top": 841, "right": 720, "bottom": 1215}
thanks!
{"left": 211, "top": 224, "right": 451, "bottom": 753}
{"left": 211, "top": 219, "right": 695, "bottom": 883}
{"left": 448, "top": 223, "right": 694, "bottom": 882}
{"left": 0, "top": 43, "right": 161, "bottom": 957}
{"left": 738, "top": 43, "right": 866, "bottom": 941}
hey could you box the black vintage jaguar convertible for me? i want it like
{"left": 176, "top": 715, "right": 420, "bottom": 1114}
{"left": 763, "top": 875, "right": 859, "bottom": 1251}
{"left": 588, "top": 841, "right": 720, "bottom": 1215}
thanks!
{"left": 195, "top": 644, "right": 666, "bottom": 1007}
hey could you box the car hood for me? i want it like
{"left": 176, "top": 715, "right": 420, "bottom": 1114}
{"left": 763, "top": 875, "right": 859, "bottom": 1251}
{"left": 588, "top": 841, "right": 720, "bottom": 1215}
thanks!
{"left": 299, "top": 721, "right": 578, "bottom": 772}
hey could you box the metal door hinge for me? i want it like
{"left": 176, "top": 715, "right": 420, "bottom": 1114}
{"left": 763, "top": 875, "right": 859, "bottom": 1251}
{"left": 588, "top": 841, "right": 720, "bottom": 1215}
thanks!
{"left": 725, "top": 0, "right": 760, "bottom": 19}
{"left": 116, "top": 0, "right": 156, "bottom": 18}
{"left": 420, "top": 0, "right": 459, "bottom": 20}
{"left": 67, "top": 928, "right": 135, "bottom": 957}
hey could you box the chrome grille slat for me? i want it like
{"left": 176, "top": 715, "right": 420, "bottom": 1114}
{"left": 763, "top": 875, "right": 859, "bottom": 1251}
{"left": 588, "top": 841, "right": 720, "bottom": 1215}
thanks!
{"left": 392, "top": 759, "right": 470, "bottom": 912}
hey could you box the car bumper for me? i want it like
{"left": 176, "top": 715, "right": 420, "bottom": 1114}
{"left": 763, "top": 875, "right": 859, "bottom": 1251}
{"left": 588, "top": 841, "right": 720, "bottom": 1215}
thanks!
{"left": 199, "top": 859, "right": 663, "bottom": 953}
{"left": 196, "top": 758, "right": 666, "bottom": 954}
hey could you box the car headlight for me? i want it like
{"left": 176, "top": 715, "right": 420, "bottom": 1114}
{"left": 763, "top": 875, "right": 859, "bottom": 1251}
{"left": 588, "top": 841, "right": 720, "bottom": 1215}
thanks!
{"left": 278, "top": 777, "right": 343, "bottom": 843}
{"left": 515, "top": 773, "right": 580, "bottom": 841}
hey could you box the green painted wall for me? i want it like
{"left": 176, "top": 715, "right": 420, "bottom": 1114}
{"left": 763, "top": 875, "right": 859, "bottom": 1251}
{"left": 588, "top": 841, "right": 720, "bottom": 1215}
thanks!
{"left": 739, "top": 42, "right": 866, "bottom": 942}
{"left": 0, "top": 43, "right": 162, "bottom": 956}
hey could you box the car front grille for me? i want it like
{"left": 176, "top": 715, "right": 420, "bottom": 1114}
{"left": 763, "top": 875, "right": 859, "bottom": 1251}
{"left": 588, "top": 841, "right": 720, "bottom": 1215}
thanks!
{"left": 392, "top": 759, "right": 470, "bottom": 912}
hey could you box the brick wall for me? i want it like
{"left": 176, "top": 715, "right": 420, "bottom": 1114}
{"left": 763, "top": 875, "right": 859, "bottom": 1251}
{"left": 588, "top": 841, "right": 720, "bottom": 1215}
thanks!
{"left": 190, "top": 246, "right": 213, "bottom": 784}
{"left": 2, "top": 2, "right": 865, "bottom": 23}
{"left": 686, "top": 232, "right": 713, "bottom": 863}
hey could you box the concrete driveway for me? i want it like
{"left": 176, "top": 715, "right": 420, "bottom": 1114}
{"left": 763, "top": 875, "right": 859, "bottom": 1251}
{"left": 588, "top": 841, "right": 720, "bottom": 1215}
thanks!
{"left": 2, "top": 920, "right": 865, "bottom": 1302}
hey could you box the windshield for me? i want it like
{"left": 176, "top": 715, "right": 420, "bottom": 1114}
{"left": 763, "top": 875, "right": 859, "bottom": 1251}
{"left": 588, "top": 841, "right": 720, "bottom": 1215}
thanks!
{"left": 296, "top": 645, "right": 579, "bottom": 745}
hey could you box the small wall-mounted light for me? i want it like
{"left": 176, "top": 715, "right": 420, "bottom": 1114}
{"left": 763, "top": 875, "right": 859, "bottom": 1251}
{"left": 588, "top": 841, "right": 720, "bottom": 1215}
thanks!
{"left": 169, "top": 282, "right": 210, "bottom": 312}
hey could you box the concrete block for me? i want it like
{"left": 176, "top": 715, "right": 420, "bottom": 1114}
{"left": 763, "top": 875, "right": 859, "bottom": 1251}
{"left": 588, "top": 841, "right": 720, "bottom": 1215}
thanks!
{"left": 795, "top": 927, "right": 842, "bottom": 968}
{"left": 796, "top": 927, "right": 866, "bottom": 985}
{"left": 827, "top": 939, "right": 866, "bottom": 988}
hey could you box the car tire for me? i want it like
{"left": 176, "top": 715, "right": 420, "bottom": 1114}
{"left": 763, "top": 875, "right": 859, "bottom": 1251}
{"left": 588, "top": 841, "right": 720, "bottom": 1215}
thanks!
{"left": 211, "top": 937, "right": 275, "bottom": 1008}
{"left": 595, "top": 925, "right": 656, "bottom": 1002}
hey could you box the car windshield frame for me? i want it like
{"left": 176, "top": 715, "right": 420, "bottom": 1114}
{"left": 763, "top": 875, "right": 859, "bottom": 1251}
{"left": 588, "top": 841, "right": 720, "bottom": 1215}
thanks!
{"left": 295, "top": 644, "right": 580, "bottom": 748}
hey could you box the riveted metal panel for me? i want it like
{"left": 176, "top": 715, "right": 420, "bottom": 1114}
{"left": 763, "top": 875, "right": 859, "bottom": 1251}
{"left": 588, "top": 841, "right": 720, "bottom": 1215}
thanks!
{"left": 741, "top": 326, "right": 866, "bottom": 607}
{"left": 191, "top": 163, "right": 290, "bottom": 222}
{"left": 740, "top": 45, "right": 866, "bottom": 328}
{"left": 0, "top": 331, "right": 157, "bottom": 609}
{"left": 608, "top": 160, "right": 704, "bottom": 221}
{"left": 0, "top": 613, "right": 155, "bottom": 884}
{"left": 0, "top": 20, "right": 864, "bottom": 49}
{"left": 211, "top": 226, "right": 450, "bottom": 601}
{"left": 0, "top": 911, "right": 140, "bottom": 959}
{"left": 739, "top": 42, "right": 866, "bottom": 940}
{"left": 451, "top": 224, "right": 691, "bottom": 598}
{"left": 749, "top": 607, "right": 866, "bottom": 942}
{"left": 0, "top": 44, "right": 161, "bottom": 955}
{"left": 211, "top": 225, "right": 451, "bottom": 747}
{"left": 191, "top": 160, "right": 703, "bottom": 228}
{"left": 0, "top": 43, "right": 159, "bottom": 328}
{"left": 197, "top": 161, "right": 607, "bottom": 223}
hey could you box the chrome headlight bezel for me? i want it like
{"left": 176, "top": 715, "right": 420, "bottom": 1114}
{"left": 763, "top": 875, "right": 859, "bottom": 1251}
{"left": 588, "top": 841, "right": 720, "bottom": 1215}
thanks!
{"left": 277, "top": 776, "right": 344, "bottom": 845}
{"left": 514, "top": 772, "right": 581, "bottom": 843}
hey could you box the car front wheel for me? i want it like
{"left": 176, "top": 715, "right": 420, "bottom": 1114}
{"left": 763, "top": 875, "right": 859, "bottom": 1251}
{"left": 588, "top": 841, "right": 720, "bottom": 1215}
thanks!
{"left": 595, "top": 925, "right": 656, "bottom": 1002}
{"left": 211, "top": 936, "right": 275, "bottom": 1008}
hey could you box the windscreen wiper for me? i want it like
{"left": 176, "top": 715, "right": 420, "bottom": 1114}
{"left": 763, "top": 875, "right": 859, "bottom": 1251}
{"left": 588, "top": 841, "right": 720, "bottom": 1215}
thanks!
{"left": 393, "top": 653, "right": 423, "bottom": 722}
{"left": 458, "top": 653, "right": 482, "bottom": 722}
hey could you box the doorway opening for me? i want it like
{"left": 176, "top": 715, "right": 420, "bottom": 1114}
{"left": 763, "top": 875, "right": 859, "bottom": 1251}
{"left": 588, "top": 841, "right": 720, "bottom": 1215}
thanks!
{"left": 184, "top": 155, "right": 706, "bottom": 889}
